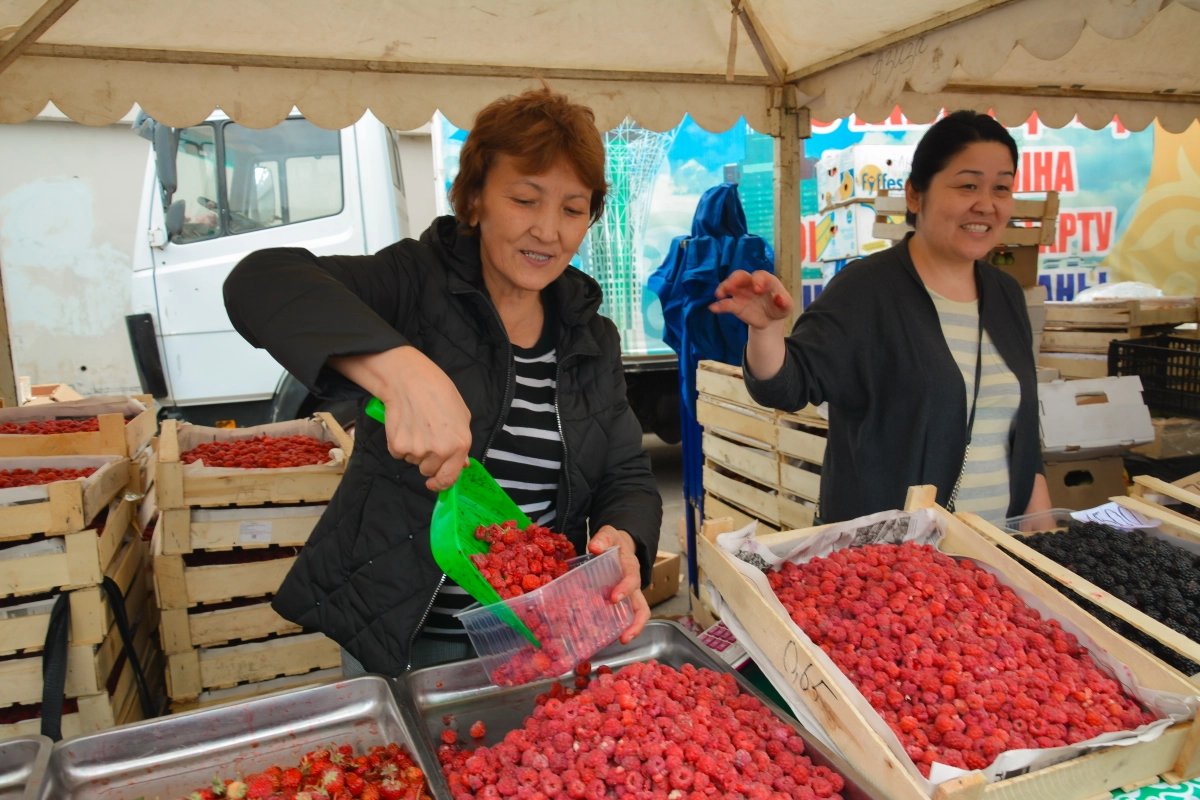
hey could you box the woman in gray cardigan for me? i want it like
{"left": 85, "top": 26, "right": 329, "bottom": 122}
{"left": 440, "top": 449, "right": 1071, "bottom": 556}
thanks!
{"left": 712, "top": 111, "right": 1051, "bottom": 524}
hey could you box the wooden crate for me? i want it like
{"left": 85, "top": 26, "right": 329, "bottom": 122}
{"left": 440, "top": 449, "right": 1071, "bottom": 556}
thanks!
{"left": 0, "top": 632, "right": 161, "bottom": 739}
{"left": 959, "top": 509, "right": 1200, "bottom": 691}
{"left": 165, "top": 631, "right": 341, "bottom": 702}
{"left": 0, "top": 496, "right": 133, "bottom": 599}
{"left": 0, "top": 394, "right": 156, "bottom": 458}
{"left": 126, "top": 438, "right": 157, "bottom": 496}
{"left": 1044, "top": 299, "right": 1198, "bottom": 331}
{"left": 0, "top": 562, "right": 153, "bottom": 708}
{"left": 158, "top": 503, "right": 324, "bottom": 556}
{"left": 156, "top": 413, "right": 353, "bottom": 510}
{"left": 168, "top": 666, "right": 341, "bottom": 713}
{"left": 697, "top": 485, "right": 1200, "bottom": 800}
{"left": 0, "top": 535, "right": 145, "bottom": 655}
{"left": 152, "top": 529, "right": 299, "bottom": 611}
{"left": 697, "top": 361, "right": 826, "bottom": 432}
{"left": 702, "top": 464, "right": 815, "bottom": 531}
{"left": 0, "top": 456, "right": 130, "bottom": 540}
{"left": 702, "top": 430, "right": 780, "bottom": 488}
{"left": 159, "top": 598, "right": 302, "bottom": 656}
{"left": 1037, "top": 352, "right": 1109, "bottom": 380}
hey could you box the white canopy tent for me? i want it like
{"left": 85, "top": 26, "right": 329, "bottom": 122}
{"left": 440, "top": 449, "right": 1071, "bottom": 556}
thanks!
{"left": 0, "top": 0, "right": 1198, "bottom": 404}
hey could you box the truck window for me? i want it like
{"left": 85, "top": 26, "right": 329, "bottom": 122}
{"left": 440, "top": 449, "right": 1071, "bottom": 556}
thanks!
{"left": 222, "top": 119, "right": 343, "bottom": 235}
{"left": 173, "top": 125, "right": 221, "bottom": 243}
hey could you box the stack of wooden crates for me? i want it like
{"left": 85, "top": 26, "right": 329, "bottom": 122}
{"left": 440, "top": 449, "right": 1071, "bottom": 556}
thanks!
{"left": 153, "top": 414, "right": 351, "bottom": 712}
{"left": 697, "top": 361, "right": 826, "bottom": 532}
{"left": 0, "top": 395, "right": 162, "bottom": 738}
{"left": 1038, "top": 298, "right": 1198, "bottom": 379}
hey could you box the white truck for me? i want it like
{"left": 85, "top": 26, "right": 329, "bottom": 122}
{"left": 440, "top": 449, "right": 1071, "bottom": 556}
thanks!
{"left": 128, "top": 112, "right": 679, "bottom": 439}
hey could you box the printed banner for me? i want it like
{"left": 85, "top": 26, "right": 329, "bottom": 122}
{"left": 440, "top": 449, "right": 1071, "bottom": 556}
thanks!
{"left": 436, "top": 106, "right": 1199, "bottom": 354}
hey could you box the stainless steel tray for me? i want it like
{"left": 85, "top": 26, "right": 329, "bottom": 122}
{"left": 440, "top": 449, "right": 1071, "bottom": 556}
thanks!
{"left": 0, "top": 735, "right": 51, "bottom": 800}
{"left": 38, "top": 676, "right": 424, "bottom": 799}
{"left": 394, "top": 619, "right": 886, "bottom": 800}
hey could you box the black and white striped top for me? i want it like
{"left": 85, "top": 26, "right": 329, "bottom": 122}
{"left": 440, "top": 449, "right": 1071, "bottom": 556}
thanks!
{"left": 422, "top": 309, "right": 562, "bottom": 641}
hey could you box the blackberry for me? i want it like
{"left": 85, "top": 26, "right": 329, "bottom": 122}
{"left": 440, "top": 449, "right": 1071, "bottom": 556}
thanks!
{"left": 1017, "top": 520, "right": 1200, "bottom": 675}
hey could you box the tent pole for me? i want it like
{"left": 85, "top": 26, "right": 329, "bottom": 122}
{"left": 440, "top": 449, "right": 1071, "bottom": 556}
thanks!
{"left": 771, "top": 88, "right": 811, "bottom": 327}
{"left": 0, "top": 263, "right": 17, "bottom": 408}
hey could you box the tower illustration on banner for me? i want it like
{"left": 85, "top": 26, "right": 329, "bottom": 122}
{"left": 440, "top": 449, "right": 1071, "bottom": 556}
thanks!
{"left": 577, "top": 120, "right": 677, "bottom": 351}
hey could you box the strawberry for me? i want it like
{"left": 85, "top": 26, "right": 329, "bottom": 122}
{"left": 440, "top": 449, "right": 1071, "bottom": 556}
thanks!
{"left": 469, "top": 720, "right": 487, "bottom": 739}
{"left": 281, "top": 767, "right": 302, "bottom": 791}
{"left": 244, "top": 775, "right": 276, "bottom": 800}
{"left": 378, "top": 779, "right": 405, "bottom": 800}
{"left": 187, "top": 790, "right": 218, "bottom": 800}
{"left": 360, "top": 786, "right": 380, "bottom": 800}
{"left": 320, "top": 765, "right": 345, "bottom": 795}
{"left": 344, "top": 772, "right": 365, "bottom": 797}
{"left": 337, "top": 744, "right": 353, "bottom": 759}
{"left": 223, "top": 780, "right": 248, "bottom": 799}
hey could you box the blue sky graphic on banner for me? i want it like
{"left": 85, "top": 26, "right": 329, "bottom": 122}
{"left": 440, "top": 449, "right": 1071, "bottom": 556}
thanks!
{"left": 434, "top": 110, "right": 1155, "bottom": 358}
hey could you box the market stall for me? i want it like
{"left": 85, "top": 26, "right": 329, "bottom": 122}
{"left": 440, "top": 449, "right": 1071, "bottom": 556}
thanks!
{"left": 5, "top": 1, "right": 1200, "bottom": 798}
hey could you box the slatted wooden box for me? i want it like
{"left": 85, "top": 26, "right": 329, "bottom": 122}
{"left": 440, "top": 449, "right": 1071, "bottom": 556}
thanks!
{"left": 158, "top": 503, "right": 325, "bottom": 556}
{"left": 0, "top": 456, "right": 129, "bottom": 539}
{"left": 156, "top": 413, "right": 353, "bottom": 510}
{"left": 0, "top": 395, "right": 156, "bottom": 458}
{"left": 0, "top": 495, "right": 134, "bottom": 600}
{"left": 0, "top": 554, "right": 155, "bottom": 709}
{"left": 697, "top": 486, "right": 1200, "bottom": 800}
{"left": 0, "top": 535, "right": 145, "bottom": 655}
{"left": 960, "top": 506, "right": 1200, "bottom": 693}
{"left": 164, "top": 630, "right": 340, "bottom": 703}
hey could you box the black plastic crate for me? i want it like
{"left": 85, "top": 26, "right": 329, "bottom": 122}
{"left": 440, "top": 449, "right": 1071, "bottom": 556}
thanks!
{"left": 1109, "top": 334, "right": 1200, "bottom": 417}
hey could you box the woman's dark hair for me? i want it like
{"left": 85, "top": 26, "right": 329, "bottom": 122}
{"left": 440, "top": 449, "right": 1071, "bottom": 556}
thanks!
{"left": 450, "top": 87, "right": 607, "bottom": 232}
{"left": 906, "top": 110, "right": 1019, "bottom": 226}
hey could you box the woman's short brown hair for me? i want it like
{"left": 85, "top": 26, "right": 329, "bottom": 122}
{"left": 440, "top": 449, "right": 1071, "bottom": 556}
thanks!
{"left": 449, "top": 87, "right": 607, "bottom": 230}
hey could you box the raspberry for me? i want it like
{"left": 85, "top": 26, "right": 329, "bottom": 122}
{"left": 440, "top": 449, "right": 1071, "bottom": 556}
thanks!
{"left": 767, "top": 540, "right": 1155, "bottom": 774}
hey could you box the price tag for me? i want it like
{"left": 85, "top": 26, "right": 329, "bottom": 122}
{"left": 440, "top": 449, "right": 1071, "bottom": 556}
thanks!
{"left": 239, "top": 520, "right": 273, "bottom": 544}
{"left": 1070, "top": 502, "right": 1160, "bottom": 531}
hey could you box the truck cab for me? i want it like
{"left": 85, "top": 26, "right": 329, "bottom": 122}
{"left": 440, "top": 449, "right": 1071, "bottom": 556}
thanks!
{"left": 129, "top": 110, "right": 413, "bottom": 426}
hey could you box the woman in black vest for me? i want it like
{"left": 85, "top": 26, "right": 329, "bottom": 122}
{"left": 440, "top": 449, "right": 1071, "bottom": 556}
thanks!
{"left": 224, "top": 88, "right": 661, "bottom": 675}
{"left": 712, "top": 111, "right": 1051, "bottom": 523}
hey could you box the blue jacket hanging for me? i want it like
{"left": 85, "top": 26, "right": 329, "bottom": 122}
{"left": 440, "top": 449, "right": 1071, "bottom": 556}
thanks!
{"left": 646, "top": 183, "right": 774, "bottom": 417}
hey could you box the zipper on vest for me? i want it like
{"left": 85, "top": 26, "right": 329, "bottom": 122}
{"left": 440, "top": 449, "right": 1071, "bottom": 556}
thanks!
{"left": 405, "top": 573, "right": 446, "bottom": 673}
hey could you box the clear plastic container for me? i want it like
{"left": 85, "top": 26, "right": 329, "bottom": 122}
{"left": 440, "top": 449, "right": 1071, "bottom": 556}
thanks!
{"left": 1002, "top": 508, "right": 1077, "bottom": 535}
{"left": 456, "top": 547, "right": 633, "bottom": 687}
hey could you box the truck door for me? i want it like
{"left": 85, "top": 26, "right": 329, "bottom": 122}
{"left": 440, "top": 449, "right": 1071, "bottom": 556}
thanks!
{"left": 152, "top": 116, "right": 363, "bottom": 407}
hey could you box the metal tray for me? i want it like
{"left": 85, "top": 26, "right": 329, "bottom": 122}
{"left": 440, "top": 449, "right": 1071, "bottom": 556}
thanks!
{"left": 37, "top": 676, "right": 425, "bottom": 799}
{"left": 394, "top": 619, "right": 886, "bottom": 800}
{"left": 0, "top": 735, "right": 51, "bottom": 800}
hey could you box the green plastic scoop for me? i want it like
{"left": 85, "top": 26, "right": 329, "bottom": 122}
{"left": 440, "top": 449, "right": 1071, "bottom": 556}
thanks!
{"left": 365, "top": 398, "right": 540, "bottom": 647}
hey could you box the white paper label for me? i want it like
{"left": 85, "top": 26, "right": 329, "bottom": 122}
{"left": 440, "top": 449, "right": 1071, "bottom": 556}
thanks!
{"left": 1070, "top": 502, "right": 1161, "bottom": 530}
{"left": 239, "top": 520, "right": 273, "bottom": 543}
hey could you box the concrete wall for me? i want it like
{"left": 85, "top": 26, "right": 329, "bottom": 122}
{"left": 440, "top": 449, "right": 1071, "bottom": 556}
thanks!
{"left": 0, "top": 112, "right": 149, "bottom": 397}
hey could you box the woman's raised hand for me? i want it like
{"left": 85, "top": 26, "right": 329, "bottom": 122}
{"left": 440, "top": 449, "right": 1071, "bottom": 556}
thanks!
{"left": 331, "top": 346, "right": 472, "bottom": 491}
{"left": 709, "top": 269, "right": 794, "bottom": 329}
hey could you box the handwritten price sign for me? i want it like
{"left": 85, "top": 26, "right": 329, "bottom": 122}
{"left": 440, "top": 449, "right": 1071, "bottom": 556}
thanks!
{"left": 782, "top": 640, "right": 836, "bottom": 700}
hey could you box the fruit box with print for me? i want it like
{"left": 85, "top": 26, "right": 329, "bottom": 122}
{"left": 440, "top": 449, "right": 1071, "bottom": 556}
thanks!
{"left": 816, "top": 145, "right": 915, "bottom": 210}
{"left": 696, "top": 486, "right": 1200, "bottom": 800}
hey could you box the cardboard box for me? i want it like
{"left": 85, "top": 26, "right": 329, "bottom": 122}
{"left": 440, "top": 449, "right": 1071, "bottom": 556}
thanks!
{"left": 1037, "top": 367, "right": 1061, "bottom": 383}
{"left": 1043, "top": 457, "right": 1126, "bottom": 510}
{"left": 987, "top": 245, "right": 1039, "bottom": 287}
{"left": 643, "top": 550, "right": 681, "bottom": 607}
{"left": 1040, "top": 376, "right": 1155, "bottom": 459}
{"left": 816, "top": 145, "right": 914, "bottom": 209}
{"left": 817, "top": 202, "right": 895, "bottom": 262}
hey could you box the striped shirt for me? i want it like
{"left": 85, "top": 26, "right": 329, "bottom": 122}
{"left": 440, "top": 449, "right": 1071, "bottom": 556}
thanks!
{"left": 423, "top": 306, "right": 562, "bottom": 640}
{"left": 928, "top": 290, "right": 1021, "bottom": 523}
